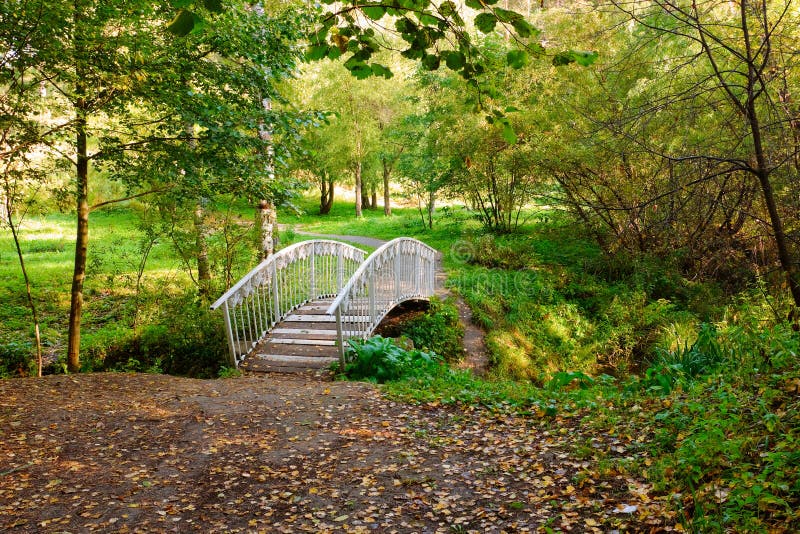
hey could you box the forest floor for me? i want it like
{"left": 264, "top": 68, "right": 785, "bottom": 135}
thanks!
{"left": 0, "top": 373, "right": 678, "bottom": 533}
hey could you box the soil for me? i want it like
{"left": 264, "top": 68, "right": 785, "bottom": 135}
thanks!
{"left": 0, "top": 373, "right": 676, "bottom": 532}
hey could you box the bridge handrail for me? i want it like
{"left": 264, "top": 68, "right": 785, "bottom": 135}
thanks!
{"left": 326, "top": 237, "right": 438, "bottom": 364}
{"left": 211, "top": 239, "right": 367, "bottom": 366}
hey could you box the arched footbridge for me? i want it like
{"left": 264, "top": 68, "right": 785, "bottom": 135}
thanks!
{"left": 210, "top": 238, "right": 438, "bottom": 372}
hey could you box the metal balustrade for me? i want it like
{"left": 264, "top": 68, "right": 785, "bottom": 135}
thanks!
{"left": 210, "top": 240, "right": 366, "bottom": 366}
{"left": 326, "top": 238, "right": 438, "bottom": 364}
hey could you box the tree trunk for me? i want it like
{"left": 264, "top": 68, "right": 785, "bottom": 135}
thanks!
{"left": 320, "top": 174, "right": 334, "bottom": 214}
{"left": 370, "top": 186, "right": 377, "bottom": 211}
{"left": 5, "top": 193, "right": 43, "bottom": 377}
{"left": 194, "top": 201, "right": 211, "bottom": 297}
{"left": 256, "top": 199, "right": 276, "bottom": 259}
{"left": 354, "top": 161, "right": 363, "bottom": 217}
{"left": 383, "top": 159, "right": 391, "bottom": 216}
{"left": 67, "top": 107, "right": 88, "bottom": 373}
{"left": 361, "top": 178, "right": 371, "bottom": 209}
{"left": 427, "top": 189, "right": 435, "bottom": 229}
{"left": 738, "top": 1, "right": 800, "bottom": 310}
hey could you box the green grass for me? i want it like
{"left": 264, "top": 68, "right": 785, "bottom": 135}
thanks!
{"left": 0, "top": 205, "right": 255, "bottom": 375}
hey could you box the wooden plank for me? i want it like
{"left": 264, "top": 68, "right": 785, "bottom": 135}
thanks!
{"left": 265, "top": 338, "right": 337, "bottom": 346}
{"left": 250, "top": 354, "right": 337, "bottom": 368}
{"left": 294, "top": 304, "right": 330, "bottom": 312}
{"left": 257, "top": 342, "right": 339, "bottom": 358}
{"left": 284, "top": 314, "right": 369, "bottom": 322}
{"left": 272, "top": 328, "right": 338, "bottom": 335}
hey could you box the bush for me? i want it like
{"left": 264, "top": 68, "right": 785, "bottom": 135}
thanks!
{"left": 101, "top": 296, "right": 228, "bottom": 378}
{"left": 344, "top": 335, "right": 442, "bottom": 383}
{"left": 0, "top": 341, "right": 34, "bottom": 377}
{"left": 403, "top": 298, "right": 464, "bottom": 362}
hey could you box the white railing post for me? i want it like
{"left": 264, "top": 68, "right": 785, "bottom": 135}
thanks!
{"left": 222, "top": 301, "right": 237, "bottom": 366}
{"left": 394, "top": 248, "right": 402, "bottom": 302}
{"left": 310, "top": 243, "right": 317, "bottom": 299}
{"left": 337, "top": 247, "right": 343, "bottom": 290}
{"left": 368, "top": 264, "right": 376, "bottom": 329}
{"left": 336, "top": 307, "right": 345, "bottom": 369}
{"left": 272, "top": 261, "right": 280, "bottom": 321}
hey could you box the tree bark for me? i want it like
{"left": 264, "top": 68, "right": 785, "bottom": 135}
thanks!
{"left": 427, "top": 189, "right": 435, "bottom": 229}
{"left": 67, "top": 104, "right": 88, "bottom": 373}
{"left": 383, "top": 159, "right": 391, "bottom": 216}
{"left": 67, "top": 2, "right": 87, "bottom": 373}
{"left": 4, "top": 192, "right": 43, "bottom": 376}
{"left": 319, "top": 174, "right": 334, "bottom": 214}
{"left": 370, "top": 185, "right": 377, "bottom": 211}
{"left": 738, "top": 1, "right": 800, "bottom": 310}
{"left": 256, "top": 199, "right": 276, "bottom": 259}
{"left": 360, "top": 178, "right": 371, "bottom": 209}
{"left": 194, "top": 201, "right": 211, "bottom": 297}
{"left": 354, "top": 161, "right": 363, "bottom": 217}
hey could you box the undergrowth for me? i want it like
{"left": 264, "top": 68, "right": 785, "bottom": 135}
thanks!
{"left": 380, "top": 318, "right": 800, "bottom": 532}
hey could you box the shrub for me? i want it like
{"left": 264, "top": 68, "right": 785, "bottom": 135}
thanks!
{"left": 101, "top": 296, "right": 228, "bottom": 378}
{"left": 403, "top": 298, "right": 464, "bottom": 362}
{"left": 344, "top": 335, "right": 442, "bottom": 383}
{"left": 0, "top": 341, "right": 34, "bottom": 377}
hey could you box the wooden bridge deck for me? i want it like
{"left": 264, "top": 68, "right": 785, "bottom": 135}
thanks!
{"left": 241, "top": 298, "right": 362, "bottom": 374}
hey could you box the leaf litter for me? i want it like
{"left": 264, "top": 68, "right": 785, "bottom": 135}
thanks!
{"left": 0, "top": 373, "right": 678, "bottom": 532}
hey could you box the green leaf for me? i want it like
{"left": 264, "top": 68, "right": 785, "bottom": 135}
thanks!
{"left": 494, "top": 8, "right": 521, "bottom": 23}
{"left": 552, "top": 51, "right": 573, "bottom": 66}
{"left": 362, "top": 5, "right": 387, "bottom": 20}
{"left": 327, "top": 46, "right": 342, "bottom": 60}
{"left": 571, "top": 50, "right": 599, "bottom": 66}
{"left": 511, "top": 18, "right": 538, "bottom": 39}
{"left": 419, "top": 13, "right": 440, "bottom": 26}
{"left": 395, "top": 17, "right": 415, "bottom": 35}
{"left": 422, "top": 54, "right": 441, "bottom": 71}
{"left": 166, "top": 9, "right": 195, "bottom": 36}
{"left": 203, "top": 0, "right": 223, "bottom": 13}
{"left": 474, "top": 13, "right": 497, "bottom": 33}
{"left": 465, "top": 0, "right": 483, "bottom": 8}
{"left": 189, "top": 16, "right": 206, "bottom": 35}
{"left": 344, "top": 58, "right": 373, "bottom": 79}
{"left": 306, "top": 45, "right": 329, "bottom": 61}
{"left": 370, "top": 62, "right": 394, "bottom": 79}
{"left": 506, "top": 49, "right": 529, "bottom": 69}
{"left": 553, "top": 50, "right": 599, "bottom": 67}
{"left": 439, "top": 1, "right": 458, "bottom": 17}
{"left": 442, "top": 50, "right": 466, "bottom": 70}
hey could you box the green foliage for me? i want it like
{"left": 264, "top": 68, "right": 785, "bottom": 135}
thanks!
{"left": 218, "top": 366, "right": 242, "bottom": 379}
{"left": 639, "top": 322, "right": 800, "bottom": 530}
{"left": 402, "top": 298, "right": 464, "bottom": 362}
{"left": 344, "top": 335, "right": 442, "bottom": 383}
{"left": 0, "top": 341, "right": 35, "bottom": 378}
{"left": 103, "top": 297, "right": 228, "bottom": 378}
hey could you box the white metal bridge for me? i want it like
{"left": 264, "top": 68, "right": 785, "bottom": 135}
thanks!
{"left": 210, "top": 238, "right": 438, "bottom": 372}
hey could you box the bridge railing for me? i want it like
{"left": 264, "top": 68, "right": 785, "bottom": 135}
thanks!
{"left": 210, "top": 240, "right": 366, "bottom": 366}
{"left": 326, "top": 237, "right": 438, "bottom": 366}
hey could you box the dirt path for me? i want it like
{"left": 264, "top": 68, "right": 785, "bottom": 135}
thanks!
{"left": 0, "top": 373, "right": 674, "bottom": 532}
